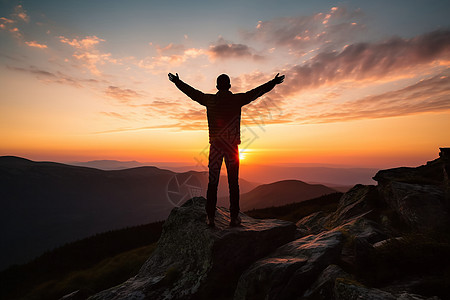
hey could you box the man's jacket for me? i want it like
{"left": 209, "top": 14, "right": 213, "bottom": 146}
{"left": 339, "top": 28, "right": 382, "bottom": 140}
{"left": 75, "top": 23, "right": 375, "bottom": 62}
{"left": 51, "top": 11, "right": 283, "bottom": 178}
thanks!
{"left": 173, "top": 78, "right": 277, "bottom": 145}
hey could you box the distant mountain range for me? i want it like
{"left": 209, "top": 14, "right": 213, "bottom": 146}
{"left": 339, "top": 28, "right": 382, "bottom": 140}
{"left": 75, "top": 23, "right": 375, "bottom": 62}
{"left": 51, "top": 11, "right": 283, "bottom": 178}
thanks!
{"left": 0, "top": 156, "right": 339, "bottom": 271}
{"left": 68, "top": 159, "right": 377, "bottom": 186}
{"left": 237, "top": 180, "right": 337, "bottom": 211}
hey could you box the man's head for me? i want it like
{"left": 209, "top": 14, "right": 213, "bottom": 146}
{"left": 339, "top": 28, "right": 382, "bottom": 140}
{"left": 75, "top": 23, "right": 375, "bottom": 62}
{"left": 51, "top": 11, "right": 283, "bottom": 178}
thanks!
{"left": 216, "top": 74, "right": 231, "bottom": 91}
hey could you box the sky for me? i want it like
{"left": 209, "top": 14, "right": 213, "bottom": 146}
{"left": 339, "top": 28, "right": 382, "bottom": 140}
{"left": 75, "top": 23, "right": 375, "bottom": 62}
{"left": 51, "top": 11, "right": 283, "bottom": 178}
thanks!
{"left": 1, "top": 0, "right": 449, "bottom": 169}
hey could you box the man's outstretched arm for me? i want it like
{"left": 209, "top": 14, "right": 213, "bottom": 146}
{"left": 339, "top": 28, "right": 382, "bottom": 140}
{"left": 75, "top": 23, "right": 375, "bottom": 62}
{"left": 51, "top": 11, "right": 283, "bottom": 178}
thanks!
{"left": 168, "top": 73, "right": 206, "bottom": 106}
{"left": 242, "top": 73, "right": 285, "bottom": 105}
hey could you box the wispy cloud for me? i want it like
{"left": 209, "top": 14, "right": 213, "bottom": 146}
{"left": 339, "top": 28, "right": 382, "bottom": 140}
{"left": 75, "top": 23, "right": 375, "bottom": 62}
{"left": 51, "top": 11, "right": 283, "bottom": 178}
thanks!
{"left": 104, "top": 86, "right": 143, "bottom": 103}
{"left": 59, "top": 35, "right": 117, "bottom": 75}
{"left": 0, "top": 5, "right": 31, "bottom": 39}
{"left": 25, "top": 41, "right": 48, "bottom": 49}
{"left": 243, "top": 6, "right": 364, "bottom": 55}
{"left": 207, "top": 37, "right": 264, "bottom": 61}
{"left": 13, "top": 5, "right": 29, "bottom": 23}
{"left": 279, "top": 29, "right": 450, "bottom": 96}
{"left": 6, "top": 65, "right": 85, "bottom": 87}
{"left": 137, "top": 43, "right": 204, "bottom": 72}
{"left": 297, "top": 70, "right": 450, "bottom": 124}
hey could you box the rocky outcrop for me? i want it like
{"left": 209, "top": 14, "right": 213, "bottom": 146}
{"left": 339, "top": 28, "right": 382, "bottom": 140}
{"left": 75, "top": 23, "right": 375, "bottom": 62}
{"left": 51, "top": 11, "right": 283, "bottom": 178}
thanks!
{"left": 334, "top": 278, "right": 440, "bottom": 300}
{"left": 326, "top": 185, "right": 381, "bottom": 227}
{"left": 303, "top": 264, "right": 352, "bottom": 299}
{"left": 89, "top": 197, "right": 296, "bottom": 300}
{"left": 234, "top": 229, "right": 344, "bottom": 300}
{"left": 90, "top": 150, "right": 449, "bottom": 300}
{"left": 374, "top": 155, "right": 449, "bottom": 231}
{"left": 296, "top": 211, "right": 328, "bottom": 234}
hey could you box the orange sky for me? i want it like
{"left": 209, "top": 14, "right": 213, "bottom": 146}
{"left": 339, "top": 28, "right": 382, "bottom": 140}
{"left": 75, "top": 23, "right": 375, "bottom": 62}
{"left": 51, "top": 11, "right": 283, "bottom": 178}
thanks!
{"left": 1, "top": 2, "right": 449, "bottom": 168}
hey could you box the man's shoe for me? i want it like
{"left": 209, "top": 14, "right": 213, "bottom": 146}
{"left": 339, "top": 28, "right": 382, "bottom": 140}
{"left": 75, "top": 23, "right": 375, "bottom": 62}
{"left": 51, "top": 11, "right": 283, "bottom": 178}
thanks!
{"left": 230, "top": 215, "right": 242, "bottom": 227}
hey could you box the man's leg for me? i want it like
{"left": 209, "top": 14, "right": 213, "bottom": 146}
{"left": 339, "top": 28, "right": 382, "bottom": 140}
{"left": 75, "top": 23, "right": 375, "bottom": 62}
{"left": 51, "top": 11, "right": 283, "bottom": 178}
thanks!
{"left": 206, "top": 142, "right": 223, "bottom": 223}
{"left": 224, "top": 144, "right": 240, "bottom": 222}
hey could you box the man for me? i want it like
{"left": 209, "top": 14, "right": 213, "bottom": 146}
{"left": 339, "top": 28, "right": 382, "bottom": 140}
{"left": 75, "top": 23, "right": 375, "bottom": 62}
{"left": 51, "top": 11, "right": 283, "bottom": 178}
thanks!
{"left": 168, "top": 72, "right": 285, "bottom": 227}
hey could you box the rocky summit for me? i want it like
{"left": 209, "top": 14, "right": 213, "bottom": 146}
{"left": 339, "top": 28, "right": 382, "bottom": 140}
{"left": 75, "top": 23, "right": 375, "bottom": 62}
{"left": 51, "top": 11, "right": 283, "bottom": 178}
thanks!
{"left": 88, "top": 149, "right": 450, "bottom": 300}
{"left": 89, "top": 197, "right": 296, "bottom": 300}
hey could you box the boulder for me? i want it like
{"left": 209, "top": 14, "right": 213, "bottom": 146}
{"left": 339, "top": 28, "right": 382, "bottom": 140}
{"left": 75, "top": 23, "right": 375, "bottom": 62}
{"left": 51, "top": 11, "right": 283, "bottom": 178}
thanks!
{"left": 234, "top": 229, "right": 343, "bottom": 300}
{"left": 326, "top": 185, "right": 380, "bottom": 227}
{"left": 373, "top": 158, "right": 444, "bottom": 186}
{"left": 337, "top": 217, "right": 387, "bottom": 244}
{"left": 334, "top": 278, "right": 442, "bottom": 300}
{"left": 334, "top": 278, "right": 396, "bottom": 300}
{"left": 89, "top": 197, "right": 296, "bottom": 300}
{"left": 376, "top": 181, "right": 447, "bottom": 230}
{"left": 296, "top": 211, "right": 329, "bottom": 234}
{"left": 302, "top": 264, "right": 352, "bottom": 299}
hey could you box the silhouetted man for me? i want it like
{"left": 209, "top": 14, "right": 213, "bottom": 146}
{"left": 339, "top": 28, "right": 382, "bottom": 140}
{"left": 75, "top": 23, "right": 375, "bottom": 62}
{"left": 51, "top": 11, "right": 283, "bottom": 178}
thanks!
{"left": 168, "top": 72, "right": 285, "bottom": 226}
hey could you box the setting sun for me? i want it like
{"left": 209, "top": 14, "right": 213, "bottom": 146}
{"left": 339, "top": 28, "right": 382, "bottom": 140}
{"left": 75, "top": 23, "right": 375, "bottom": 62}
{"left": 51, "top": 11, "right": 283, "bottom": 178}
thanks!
{"left": 239, "top": 151, "right": 247, "bottom": 161}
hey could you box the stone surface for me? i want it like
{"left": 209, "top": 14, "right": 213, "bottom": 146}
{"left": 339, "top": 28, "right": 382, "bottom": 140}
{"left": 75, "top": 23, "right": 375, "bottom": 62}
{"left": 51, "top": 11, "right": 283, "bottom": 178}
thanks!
{"left": 335, "top": 278, "right": 442, "bottom": 300}
{"left": 296, "top": 211, "right": 329, "bottom": 234}
{"left": 334, "top": 278, "right": 396, "bottom": 300}
{"left": 338, "top": 217, "right": 387, "bottom": 244}
{"left": 373, "top": 158, "right": 444, "bottom": 186}
{"left": 89, "top": 197, "right": 296, "bottom": 300}
{"left": 376, "top": 181, "right": 447, "bottom": 230}
{"left": 234, "top": 229, "right": 343, "bottom": 300}
{"left": 326, "top": 185, "right": 380, "bottom": 227}
{"left": 302, "top": 264, "right": 351, "bottom": 299}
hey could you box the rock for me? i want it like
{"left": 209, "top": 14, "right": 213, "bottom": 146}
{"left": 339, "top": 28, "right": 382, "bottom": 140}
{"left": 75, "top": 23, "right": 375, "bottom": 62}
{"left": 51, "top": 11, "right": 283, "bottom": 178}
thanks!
{"left": 327, "top": 185, "right": 380, "bottom": 227}
{"left": 373, "top": 158, "right": 444, "bottom": 186}
{"left": 338, "top": 217, "right": 387, "bottom": 244}
{"left": 334, "top": 278, "right": 442, "bottom": 300}
{"left": 89, "top": 197, "right": 296, "bottom": 300}
{"left": 302, "top": 264, "right": 352, "bottom": 299}
{"left": 234, "top": 229, "right": 343, "bottom": 300}
{"left": 396, "top": 293, "right": 441, "bottom": 300}
{"left": 334, "top": 278, "right": 396, "bottom": 300}
{"left": 296, "top": 211, "right": 329, "bottom": 234}
{"left": 376, "top": 181, "right": 447, "bottom": 230}
{"left": 60, "top": 290, "right": 90, "bottom": 300}
{"left": 373, "top": 237, "right": 404, "bottom": 248}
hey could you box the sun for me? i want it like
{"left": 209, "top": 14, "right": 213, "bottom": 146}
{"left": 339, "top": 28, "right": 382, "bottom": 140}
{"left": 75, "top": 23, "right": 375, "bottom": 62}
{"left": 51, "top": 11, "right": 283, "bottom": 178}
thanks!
{"left": 239, "top": 151, "right": 246, "bottom": 161}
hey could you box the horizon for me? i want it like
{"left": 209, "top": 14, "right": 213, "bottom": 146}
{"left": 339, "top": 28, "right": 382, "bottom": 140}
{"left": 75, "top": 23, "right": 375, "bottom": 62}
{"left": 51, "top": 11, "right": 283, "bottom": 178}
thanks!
{"left": 1, "top": 1, "right": 450, "bottom": 168}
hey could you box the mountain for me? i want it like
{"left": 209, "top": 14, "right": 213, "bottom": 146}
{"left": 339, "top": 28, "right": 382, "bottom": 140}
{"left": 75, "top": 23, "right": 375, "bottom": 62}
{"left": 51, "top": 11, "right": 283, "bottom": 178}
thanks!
{"left": 236, "top": 180, "right": 337, "bottom": 211}
{"left": 68, "top": 160, "right": 378, "bottom": 186}
{"left": 90, "top": 149, "right": 450, "bottom": 300}
{"left": 68, "top": 160, "right": 145, "bottom": 170}
{"left": 239, "top": 165, "right": 379, "bottom": 186}
{"left": 0, "top": 156, "right": 256, "bottom": 271}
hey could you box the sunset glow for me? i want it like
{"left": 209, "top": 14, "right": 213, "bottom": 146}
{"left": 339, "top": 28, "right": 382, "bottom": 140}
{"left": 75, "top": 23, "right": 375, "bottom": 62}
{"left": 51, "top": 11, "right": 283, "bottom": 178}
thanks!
{"left": 1, "top": 1, "right": 449, "bottom": 168}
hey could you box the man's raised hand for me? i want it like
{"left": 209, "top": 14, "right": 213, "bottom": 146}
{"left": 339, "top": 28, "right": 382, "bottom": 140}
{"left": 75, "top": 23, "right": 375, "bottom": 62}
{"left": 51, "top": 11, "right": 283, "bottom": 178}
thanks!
{"left": 168, "top": 73, "right": 179, "bottom": 83}
{"left": 273, "top": 73, "right": 285, "bottom": 84}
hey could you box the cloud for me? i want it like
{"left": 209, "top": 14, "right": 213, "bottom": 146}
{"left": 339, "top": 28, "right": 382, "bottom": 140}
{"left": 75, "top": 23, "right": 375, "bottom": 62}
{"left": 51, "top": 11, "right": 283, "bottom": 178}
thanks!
{"left": 296, "top": 70, "right": 450, "bottom": 124}
{"left": 105, "top": 86, "right": 142, "bottom": 103}
{"left": 207, "top": 38, "right": 264, "bottom": 61}
{"left": 25, "top": 41, "right": 48, "bottom": 49}
{"left": 279, "top": 29, "right": 450, "bottom": 96}
{"left": 137, "top": 38, "right": 264, "bottom": 72}
{"left": 59, "top": 35, "right": 117, "bottom": 75}
{"left": 13, "top": 5, "right": 29, "bottom": 23}
{"left": 6, "top": 65, "right": 84, "bottom": 87}
{"left": 0, "top": 5, "right": 30, "bottom": 39}
{"left": 99, "top": 111, "right": 130, "bottom": 120}
{"left": 0, "top": 16, "right": 22, "bottom": 38}
{"left": 137, "top": 43, "right": 205, "bottom": 72}
{"left": 243, "top": 6, "right": 364, "bottom": 55}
